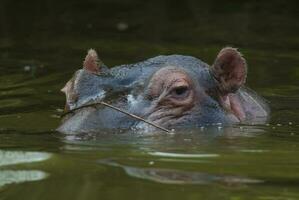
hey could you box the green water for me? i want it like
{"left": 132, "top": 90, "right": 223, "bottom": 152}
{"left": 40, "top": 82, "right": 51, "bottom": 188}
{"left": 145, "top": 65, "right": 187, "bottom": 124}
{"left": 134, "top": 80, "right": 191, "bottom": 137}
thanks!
{"left": 1, "top": 1, "right": 299, "bottom": 199}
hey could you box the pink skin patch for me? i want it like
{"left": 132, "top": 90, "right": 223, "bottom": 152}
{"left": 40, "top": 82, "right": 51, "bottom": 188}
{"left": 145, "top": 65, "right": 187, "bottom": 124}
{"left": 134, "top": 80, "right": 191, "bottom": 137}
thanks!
{"left": 228, "top": 94, "right": 246, "bottom": 121}
{"left": 211, "top": 47, "right": 248, "bottom": 122}
{"left": 212, "top": 47, "right": 247, "bottom": 94}
{"left": 220, "top": 94, "right": 245, "bottom": 122}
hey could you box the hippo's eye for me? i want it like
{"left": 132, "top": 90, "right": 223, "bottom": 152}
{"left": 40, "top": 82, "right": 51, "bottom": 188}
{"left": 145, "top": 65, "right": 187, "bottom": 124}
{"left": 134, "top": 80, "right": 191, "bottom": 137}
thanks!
{"left": 170, "top": 86, "right": 189, "bottom": 98}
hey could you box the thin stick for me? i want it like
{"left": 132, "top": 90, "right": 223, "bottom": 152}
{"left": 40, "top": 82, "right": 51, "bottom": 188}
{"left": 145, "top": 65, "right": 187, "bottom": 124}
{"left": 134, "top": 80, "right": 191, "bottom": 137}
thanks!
{"left": 61, "top": 101, "right": 171, "bottom": 133}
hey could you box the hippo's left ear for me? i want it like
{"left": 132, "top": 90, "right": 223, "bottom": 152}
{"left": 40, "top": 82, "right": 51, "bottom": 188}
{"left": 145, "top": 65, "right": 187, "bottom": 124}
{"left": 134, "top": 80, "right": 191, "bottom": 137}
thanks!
{"left": 83, "top": 49, "right": 101, "bottom": 74}
{"left": 211, "top": 47, "right": 247, "bottom": 94}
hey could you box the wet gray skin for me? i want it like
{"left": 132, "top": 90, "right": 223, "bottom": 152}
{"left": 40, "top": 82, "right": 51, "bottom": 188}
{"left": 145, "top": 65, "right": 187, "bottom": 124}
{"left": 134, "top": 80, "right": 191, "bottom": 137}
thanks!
{"left": 57, "top": 47, "right": 269, "bottom": 134}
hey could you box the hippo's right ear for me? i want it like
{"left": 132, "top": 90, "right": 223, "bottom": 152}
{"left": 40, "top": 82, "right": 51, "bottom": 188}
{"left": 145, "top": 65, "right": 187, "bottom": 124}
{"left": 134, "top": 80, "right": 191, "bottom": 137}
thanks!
{"left": 211, "top": 47, "right": 247, "bottom": 94}
{"left": 83, "top": 49, "right": 101, "bottom": 74}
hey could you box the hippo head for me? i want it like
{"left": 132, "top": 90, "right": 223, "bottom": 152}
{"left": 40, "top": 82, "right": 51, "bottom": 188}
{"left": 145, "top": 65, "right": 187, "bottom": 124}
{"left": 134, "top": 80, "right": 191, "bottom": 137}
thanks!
{"left": 58, "top": 48, "right": 269, "bottom": 134}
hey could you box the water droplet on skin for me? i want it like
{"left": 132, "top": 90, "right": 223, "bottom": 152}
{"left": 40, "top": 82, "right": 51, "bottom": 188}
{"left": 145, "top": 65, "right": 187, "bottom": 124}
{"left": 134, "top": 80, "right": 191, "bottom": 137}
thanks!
{"left": 276, "top": 124, "right": 282, "bottom": 127}
{"left": 289, "top": 122, "right": 293, "bottom": 125}
{"left": 168, "top": 129, "right": 175, "bottom": 135}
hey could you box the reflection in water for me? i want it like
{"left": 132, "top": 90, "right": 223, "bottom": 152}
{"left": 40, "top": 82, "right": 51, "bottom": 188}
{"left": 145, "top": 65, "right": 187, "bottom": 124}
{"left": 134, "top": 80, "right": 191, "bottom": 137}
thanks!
{"left": 0, "top": 150, "right": 52, "bottom": 167}
{"left": 148, "top": 152, "right": 219, "bottom": 158}
{"left": 0, "top": 170, "right": 48, "bottom": 188}
{"left": 98, "top": 159, "right": 263, "bottom": 186}
{"left": 0, "top": 150, "right": 51, "bottom": 188}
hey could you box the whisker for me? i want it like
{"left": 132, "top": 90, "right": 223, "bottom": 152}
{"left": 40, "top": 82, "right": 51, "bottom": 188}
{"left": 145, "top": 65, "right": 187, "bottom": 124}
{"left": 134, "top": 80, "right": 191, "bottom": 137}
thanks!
{"left": 60, "top": 101, "right": 172, "bottom": 133}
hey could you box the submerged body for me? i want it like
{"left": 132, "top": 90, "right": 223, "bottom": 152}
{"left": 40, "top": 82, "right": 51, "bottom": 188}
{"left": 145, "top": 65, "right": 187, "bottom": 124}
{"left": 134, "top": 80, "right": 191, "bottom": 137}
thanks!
{"left": 58, "top": 48, "right": 269, "bottom": 134}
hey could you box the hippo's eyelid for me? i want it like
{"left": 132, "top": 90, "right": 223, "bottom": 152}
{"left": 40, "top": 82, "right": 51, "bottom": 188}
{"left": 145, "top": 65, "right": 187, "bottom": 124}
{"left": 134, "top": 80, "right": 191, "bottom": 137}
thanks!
{"left": 167, "top": 77, "right": 189, "bottom": 88}
{"left": 170, "top": 78, "right": 186, "bottom": 85}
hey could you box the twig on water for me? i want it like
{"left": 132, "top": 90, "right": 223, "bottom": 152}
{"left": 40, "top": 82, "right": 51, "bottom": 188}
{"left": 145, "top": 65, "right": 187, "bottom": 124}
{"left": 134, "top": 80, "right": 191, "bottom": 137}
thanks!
{"left": 61, "top": 101, "right": 171, "bottom": 133}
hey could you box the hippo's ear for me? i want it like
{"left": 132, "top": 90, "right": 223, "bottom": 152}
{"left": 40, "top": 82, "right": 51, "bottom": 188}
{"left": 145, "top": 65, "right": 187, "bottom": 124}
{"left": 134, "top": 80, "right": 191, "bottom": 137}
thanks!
{"left": 211, "top": 47, "right": 247, "bottom": 94}
{"left": 83, "top": 49, "right": 101, "bottom": 73}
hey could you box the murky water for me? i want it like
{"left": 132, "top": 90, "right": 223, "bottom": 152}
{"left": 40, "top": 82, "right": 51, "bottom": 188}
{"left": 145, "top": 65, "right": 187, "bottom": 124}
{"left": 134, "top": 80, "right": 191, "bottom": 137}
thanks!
{"left": 1, "top": 1, "right": 299, "bottom": 199}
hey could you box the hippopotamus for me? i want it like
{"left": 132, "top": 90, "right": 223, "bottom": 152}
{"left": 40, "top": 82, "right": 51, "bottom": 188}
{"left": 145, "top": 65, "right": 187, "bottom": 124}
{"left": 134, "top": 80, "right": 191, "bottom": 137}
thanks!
{"left": 57, "top": 47, "right": 269, "bottom": 134}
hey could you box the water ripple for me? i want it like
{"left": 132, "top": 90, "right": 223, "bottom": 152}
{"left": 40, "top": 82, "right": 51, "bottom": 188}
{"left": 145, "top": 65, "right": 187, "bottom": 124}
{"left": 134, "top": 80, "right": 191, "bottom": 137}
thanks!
{"left": 148, "top": 151, "right": 219, "bottom": 158}
{"left": 0, "top": 170, "right": 48, "bottom": 188}
{"left": 0, "top": 150, "right": 52, "bottom": 167}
